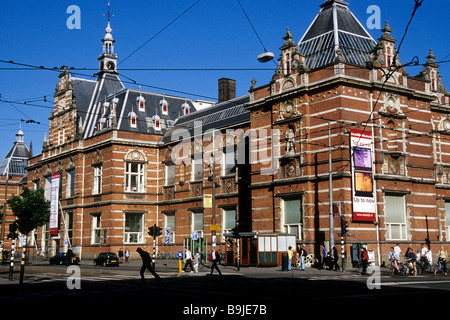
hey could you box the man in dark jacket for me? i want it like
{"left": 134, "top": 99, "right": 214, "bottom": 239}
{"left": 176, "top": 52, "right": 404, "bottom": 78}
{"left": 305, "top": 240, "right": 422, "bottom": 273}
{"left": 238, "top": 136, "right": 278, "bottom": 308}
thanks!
{"left": 137, "top": 247, "right": 160, "bottom": 282}
{"left": 208, "top": 247, "right": 222, "bottom": 276}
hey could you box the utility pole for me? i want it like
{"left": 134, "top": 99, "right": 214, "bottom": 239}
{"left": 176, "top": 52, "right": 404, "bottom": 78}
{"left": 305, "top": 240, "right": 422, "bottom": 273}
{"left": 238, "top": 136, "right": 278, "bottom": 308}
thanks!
{"left": 328, "top": 122, "right": 335, "bottom": 257}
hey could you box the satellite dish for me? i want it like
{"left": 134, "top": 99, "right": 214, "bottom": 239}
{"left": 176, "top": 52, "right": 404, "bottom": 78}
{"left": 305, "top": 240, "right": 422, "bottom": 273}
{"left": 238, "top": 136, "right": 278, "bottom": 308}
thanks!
{"left": 257, "top": 51, "right": 274, "bottom": 63}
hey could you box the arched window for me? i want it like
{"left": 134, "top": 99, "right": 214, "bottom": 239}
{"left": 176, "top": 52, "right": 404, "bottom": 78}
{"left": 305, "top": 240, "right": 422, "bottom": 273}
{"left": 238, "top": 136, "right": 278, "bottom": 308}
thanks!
{"left": 128, "top": 111, "right": 137, "bottom": 128}
{"left": 137, "top": 96, "right": 145, "bottom": 112}
{"left": 181, "top": 102, "right": 190, "bottom": 115}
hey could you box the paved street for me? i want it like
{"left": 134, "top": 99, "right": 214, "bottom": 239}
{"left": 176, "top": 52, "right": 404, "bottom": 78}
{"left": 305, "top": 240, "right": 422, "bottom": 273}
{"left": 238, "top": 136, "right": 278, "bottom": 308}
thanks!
{"left": 1, "top": 258, "right": 450, "bottom": 317}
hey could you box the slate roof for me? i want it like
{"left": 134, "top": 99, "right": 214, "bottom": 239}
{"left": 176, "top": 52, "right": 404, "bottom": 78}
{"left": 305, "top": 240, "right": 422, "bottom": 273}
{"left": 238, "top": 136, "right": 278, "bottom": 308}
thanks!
{"left": 70, "top": 73, "right": 196, "bottom": 139}
{"left": 0, "top": 129, "right": 29, "bottom": 176}
{"left": 162, "top": 95, "right": 250, "bottom": 144}
{"left": 298, "top": 0, "right": 376, "bottom": 69}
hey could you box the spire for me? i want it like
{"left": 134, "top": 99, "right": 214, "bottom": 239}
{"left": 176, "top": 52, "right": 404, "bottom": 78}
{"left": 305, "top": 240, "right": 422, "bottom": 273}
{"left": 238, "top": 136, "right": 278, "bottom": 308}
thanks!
{"left": 0, "top": 128, "right": 30, "bottom": 176}
{"left": 98, "top": 1, "right": 118, "bottom": 75}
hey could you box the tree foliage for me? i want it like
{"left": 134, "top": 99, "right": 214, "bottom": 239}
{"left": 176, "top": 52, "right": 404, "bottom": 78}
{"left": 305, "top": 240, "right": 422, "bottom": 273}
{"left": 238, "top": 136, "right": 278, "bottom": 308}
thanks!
{"left": 7, "top": 187, "right": 50, "bottom": 235}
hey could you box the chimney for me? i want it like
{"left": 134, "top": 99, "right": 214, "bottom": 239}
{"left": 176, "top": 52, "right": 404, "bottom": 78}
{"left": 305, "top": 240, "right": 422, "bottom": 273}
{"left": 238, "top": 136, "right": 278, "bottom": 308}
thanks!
{"left": 218, "top": 78, "right": 236, "bottom": 103}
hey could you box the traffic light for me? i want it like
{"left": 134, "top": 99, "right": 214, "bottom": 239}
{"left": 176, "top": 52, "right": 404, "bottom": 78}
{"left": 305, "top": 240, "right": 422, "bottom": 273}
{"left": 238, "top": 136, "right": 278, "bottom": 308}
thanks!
{"left": 155, "top": 226, "right": 163, "bottom": 237}
{"left": 231, "top": 226, "right": 239, "bottom": 238}
{"left": 341, "top": 219, "right": 349, "bottom": 236}
{"left": 7, "top": 222, "right": 18, "bottom": 240}
{"left": 148, "top": 225, "right": 155, "bottom": 237}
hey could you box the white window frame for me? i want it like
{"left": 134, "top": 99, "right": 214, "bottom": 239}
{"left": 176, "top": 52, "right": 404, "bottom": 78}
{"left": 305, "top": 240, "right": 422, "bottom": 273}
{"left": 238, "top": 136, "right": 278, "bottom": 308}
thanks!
{"left": 444, "top": 202, "right": 450, "bottom": 239}
{"left": 124, "top": 213, "right": 144, "bottom": 244}
{"left": 165, "top": 213, "right": 176, "bottom": 243}
{"left": 222, "top": 148, "right": 236, "bottom": 176}
{"left": 66, "top": 169, "right": 75, "bottom": 198}
{"left": 125, "top": 161, "right": 145, "bottom": 193}
{"left": 385, "top": 194, "right": 407, "bottom": 240}
{"left": 222, "top": 207, "right": 236, "bottom": 241}
{"left": 192, "top": 211, "right": 204, "bottom": 238}
{"left": 165, "top": 164, "right": 176, "bottom": 186}
{"left": 93, "top": 164, "right": 102, "bottom": 194}
{"left": 191, "top": 158, "right": 203, "bottom": 181}
{"left": 91, "top": 215, "right": 102, "bottom": 244}
{"left": 281, "top": 197, "right": 302, "bottom": 240}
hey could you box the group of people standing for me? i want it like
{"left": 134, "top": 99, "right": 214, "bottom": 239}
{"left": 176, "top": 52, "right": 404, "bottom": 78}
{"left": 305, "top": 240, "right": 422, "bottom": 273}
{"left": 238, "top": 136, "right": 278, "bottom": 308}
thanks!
{"left": 389, "top": 243, "right": 448, "bottom": 276}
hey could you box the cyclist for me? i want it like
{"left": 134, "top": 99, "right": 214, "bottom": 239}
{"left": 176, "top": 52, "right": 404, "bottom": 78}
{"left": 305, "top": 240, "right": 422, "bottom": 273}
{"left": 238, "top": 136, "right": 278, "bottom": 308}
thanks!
{"left": 435, "top": 245, "right": 448, "bottom": 275}
{"left": 418, "top": 243, "right": 429, "bottom": 274}
{"left": 405, "top": 247, "right": 417, "bottom": 276}
{"left": 389, "top": 247, "right": 400, "bottom": 274}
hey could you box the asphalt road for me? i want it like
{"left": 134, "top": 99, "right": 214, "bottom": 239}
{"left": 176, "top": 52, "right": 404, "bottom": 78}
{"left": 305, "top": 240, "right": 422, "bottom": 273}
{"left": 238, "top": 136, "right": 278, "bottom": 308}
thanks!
{"left": 1, "top": 260, "right": 449, "bottom": 317}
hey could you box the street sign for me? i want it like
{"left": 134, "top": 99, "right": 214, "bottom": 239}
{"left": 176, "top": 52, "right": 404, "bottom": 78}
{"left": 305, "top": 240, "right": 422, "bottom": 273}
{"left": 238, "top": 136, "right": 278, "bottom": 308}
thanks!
{"left": 210, "top": 224, "right": 221, "bottom": 231}
{"left": 203, "top": 194, "right": 212, "bottom": 208}
{"left": 165, "top": 227, "right": 170, "bottom": 236}
{"left": 177, "top": 251, "right": 183, "bottom": 259}
{"left": 192, "top": 231, "right": 198, "bottom": 240}
{"left": 165, "top": 236, "right": 170, "bottom": 244}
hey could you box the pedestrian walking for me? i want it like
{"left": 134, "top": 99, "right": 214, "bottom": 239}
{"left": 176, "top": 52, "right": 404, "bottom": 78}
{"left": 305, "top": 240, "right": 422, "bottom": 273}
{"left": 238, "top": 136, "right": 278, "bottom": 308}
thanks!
{"left": 332, "top": 246, "right": 340, "bottom": 271}
{"left": 208, "top": 247, "right": 222, "bottom": 276}
{"left": 118, "top": 248, "right": 124, "bottom": 263}
{"left": 125, "top": 248, "right": 130, "bottom": 263}
{"left": 193, "top": 248, "right": 200, "bottom": 273}
{"left": 136, "top": 247, "right": 160, "bottom": 283}
{"left": 320, "top": 244, "right": 328, "bottom": 269}
{"left": 183, "top": 247, "right": 194, "bottom": 273}
{"left": 360, "top": 247, "right": 369, "bottom": 275}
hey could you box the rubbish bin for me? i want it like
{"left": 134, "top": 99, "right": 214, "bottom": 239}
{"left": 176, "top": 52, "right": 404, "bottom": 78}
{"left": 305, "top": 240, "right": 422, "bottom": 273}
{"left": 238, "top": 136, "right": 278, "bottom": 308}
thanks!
{"left": 281, "top": 253, "right": 288, "bottom": 271}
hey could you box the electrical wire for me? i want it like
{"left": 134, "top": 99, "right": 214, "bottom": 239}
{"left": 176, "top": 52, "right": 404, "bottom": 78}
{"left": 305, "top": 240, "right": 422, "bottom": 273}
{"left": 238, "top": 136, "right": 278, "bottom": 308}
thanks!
{"left": 119, "top": 0, "right": 202, "bottom": 66}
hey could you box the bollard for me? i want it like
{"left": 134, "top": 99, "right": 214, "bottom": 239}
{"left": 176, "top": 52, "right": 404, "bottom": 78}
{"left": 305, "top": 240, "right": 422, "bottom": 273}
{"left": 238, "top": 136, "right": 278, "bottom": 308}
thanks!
{"left": 178, "top": 258, "right": 182, "bottom": 274}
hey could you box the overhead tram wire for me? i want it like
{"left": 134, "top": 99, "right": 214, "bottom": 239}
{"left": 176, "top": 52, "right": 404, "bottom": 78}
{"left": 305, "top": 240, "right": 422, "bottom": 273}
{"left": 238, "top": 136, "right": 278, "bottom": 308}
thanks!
{"left": 236, "top": 0, "right": 276, "bottom": 66}
{"left": 119, "top": 0, "right": 202, "bottom": 66}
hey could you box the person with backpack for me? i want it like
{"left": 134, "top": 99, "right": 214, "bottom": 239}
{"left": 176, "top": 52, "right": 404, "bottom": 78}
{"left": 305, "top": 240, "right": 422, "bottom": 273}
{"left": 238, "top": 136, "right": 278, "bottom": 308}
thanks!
{"left": 208, "top": 246, "right": 222, "bottom": 276}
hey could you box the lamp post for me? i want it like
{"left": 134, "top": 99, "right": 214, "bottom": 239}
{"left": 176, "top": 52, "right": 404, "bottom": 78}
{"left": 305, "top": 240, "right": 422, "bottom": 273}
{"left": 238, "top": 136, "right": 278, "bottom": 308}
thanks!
{"left": 329, "top": 122, "right": 335, "bottom": 257}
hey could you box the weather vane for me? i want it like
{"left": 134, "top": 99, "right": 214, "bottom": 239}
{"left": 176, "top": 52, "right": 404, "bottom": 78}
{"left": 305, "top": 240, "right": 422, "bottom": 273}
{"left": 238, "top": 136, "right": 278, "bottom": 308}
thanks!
{"left": 104, "top": 2, "right": 113, "bottom": 23}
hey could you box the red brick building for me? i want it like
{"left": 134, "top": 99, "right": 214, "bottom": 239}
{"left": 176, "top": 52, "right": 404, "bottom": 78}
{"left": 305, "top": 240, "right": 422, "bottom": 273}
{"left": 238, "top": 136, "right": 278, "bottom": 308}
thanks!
{"left": 11, "top": 0, "right": 450, "bottom": 267}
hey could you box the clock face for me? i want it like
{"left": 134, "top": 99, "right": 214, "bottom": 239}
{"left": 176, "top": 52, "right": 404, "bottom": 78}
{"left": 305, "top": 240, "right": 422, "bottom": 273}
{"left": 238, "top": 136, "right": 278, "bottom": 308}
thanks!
{"left": 106, "top": 61, "right": 115, "bottom": 70}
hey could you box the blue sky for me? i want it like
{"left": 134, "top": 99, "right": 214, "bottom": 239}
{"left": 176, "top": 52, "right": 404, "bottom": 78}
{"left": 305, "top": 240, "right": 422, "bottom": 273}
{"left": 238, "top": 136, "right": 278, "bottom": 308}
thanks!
{"left": 0, "top": 0, "right": 449, "bottom": 158}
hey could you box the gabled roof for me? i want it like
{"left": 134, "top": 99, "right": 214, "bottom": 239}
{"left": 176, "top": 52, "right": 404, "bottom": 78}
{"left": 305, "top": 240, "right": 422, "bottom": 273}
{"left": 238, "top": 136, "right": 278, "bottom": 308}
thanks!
{"left": 298, "top": 0, "right": 376, "bottom": 69}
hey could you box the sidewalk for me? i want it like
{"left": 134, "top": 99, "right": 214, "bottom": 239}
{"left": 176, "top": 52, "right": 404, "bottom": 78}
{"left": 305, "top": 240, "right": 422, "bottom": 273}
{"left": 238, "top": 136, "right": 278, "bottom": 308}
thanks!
{"left": 0, "top": 257, "right": 358, "bottom": 285}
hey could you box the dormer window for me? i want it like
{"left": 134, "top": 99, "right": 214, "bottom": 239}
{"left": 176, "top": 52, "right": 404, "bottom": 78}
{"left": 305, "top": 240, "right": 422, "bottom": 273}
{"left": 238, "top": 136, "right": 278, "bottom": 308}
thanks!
{"left": 128, "top": 111, "right": 137, "bottom": 128}
{"left": 137, "top": 96, "right": 145, "bottom": 112}
{"left": 102, "top": 102, "right": 109, "bottom": 116}
{"left": 111, "top": 97, "right": 119, "bottom": 112}
{"left": 153, "top": 115, "right": 161, "bottom": 131}
{"left": 182, "top": 102, "right": 190, "bottom": 115}
{"left": 160, "top": 98, "right": 169, "bottom": 115}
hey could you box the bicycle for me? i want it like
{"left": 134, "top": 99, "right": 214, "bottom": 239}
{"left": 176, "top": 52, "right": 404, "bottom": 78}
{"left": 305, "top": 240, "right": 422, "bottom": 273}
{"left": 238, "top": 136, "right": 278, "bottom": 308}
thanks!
{"left": 433, "top": 258, "right": 447, "bottom": 275}
{"left": 416, "top": 257, "right": 431, "bottom": 274}
{"left": 399, "top": 260, "right": 415, "bottom": 276}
